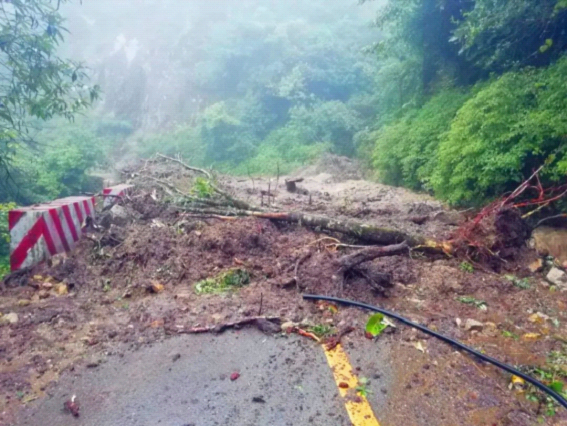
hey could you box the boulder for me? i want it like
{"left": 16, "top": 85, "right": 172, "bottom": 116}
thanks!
{"left": 546, "top": 267, "right": 567, "bottom": 288}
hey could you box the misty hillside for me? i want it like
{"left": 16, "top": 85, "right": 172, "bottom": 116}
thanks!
{"left": 59, "top": 0, "right": 383, "bottom": 173}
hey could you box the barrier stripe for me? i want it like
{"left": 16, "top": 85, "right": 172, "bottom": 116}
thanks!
{"left": 8, "top": 210, "right": 24, "bottom": 230}
{"left": 48, "top": 209, "right": 71, "bottom": 253}
{"left": 10, "top": 217, "right": 45, "bottom": 271}
{"left": 323, "top": 344, "right": 381, "bottom": 426}
{"left": 83, "top": 199, "right": 92, "bottom": 217}
{"left": 42, "top": 217, "right": 57, "bottom": 256}
{"left": 9, "top": 212, "right": 38, "bottom": 247}
{"left": 61, "top": 205, "right": 79, "bottom": 242}
{"left": 43, "top": 212, "right": 65, "bottom": 254}
{"left": 9, "top": 195, "right": 96, "bottom": 271}
{"left": 73, "top": 202, "right": 84, "bottom": 224}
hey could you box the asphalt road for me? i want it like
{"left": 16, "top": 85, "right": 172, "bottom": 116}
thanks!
{"left": 14, "top": 329, "right": 392, "bottom": 426}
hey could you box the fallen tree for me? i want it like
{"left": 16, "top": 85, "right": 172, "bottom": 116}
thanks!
{"left": 174, "top": 206, "right": 450, "bottom": 254}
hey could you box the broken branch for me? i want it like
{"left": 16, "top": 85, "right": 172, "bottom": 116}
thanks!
{"left": 338, "top": 241, "right": 409, "bottom": 272}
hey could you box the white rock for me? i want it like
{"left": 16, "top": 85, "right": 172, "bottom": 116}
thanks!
{"left": 546, "top": 267, "right": 567, "bottom": 288}
{"left": 464, "top": 319, "right": 483, "bottom": 332}
{"left": 1, "top": 312, "right": 19, "bottom": 325}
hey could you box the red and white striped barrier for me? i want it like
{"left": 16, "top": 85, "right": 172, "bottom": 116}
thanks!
{"left": 9, "top": 196, "right": 96, "bottom": 271}
{"left": 102, "top": 184, "right": 134, "bottom": 208}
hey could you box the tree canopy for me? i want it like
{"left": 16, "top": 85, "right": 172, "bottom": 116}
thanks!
{"left": 0, "top": 0, "right": 99, "bottom": 199}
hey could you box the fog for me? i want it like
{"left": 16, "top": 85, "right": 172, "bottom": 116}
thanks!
{"left": 60, "top": 0, "right": 382, "bottom": 134}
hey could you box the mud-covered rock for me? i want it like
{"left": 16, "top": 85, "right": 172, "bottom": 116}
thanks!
{"left": 464, "top": 319, "right": 484, "bottom": 332}
{"left": 546, "top": 267, "right": 567, "bottom": 288}
{"left": 0, "top": 312, "right": 19, "bottom": 325}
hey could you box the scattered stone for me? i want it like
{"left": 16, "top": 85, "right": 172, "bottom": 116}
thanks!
{"left": 528, "top": 258, "right": 544, "bottom": 273}
{"left": 0, "top": 312, "right": 18, "bottom": 325}
{"left": 149, "top": 281, "right": 164, "bottom": 293}
{"left": 41, "top": 282, "right": 53, "bottom": 289}
{"left": 38, "top": 290, "right": 50, "bottom": 299}
{"left": 252, "top": 396, "right": 266, "bottom": 403}
{"left": 255, "top": 318, "right": 280, "bottom": 334}
{"left": 455, "top": 318, "right": 462, "bottom": 328}
{"left": 172, "top": 353, "right": 181, "bottom": 362}
{"left": 63, "top": 396, "right": 80, "bottom": 417}
{"left": 281, "top": 321, "right": 296, "bottom": 332}
{"left": 546, "top": 267, "right": 567, "bottom": 288}
{"left": 174, "top": 293, "right": 192, "bottom": 300}
{"left": 55, "top": 283, "right": 68, "bottom": 295}
{"left": 17, "top": 299, "right": 31, "bottom": 306}
{"left": 464, "top": 319, "right": 484, "bottom": 332}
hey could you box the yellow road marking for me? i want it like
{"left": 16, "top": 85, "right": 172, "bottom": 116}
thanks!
{"left": 323, "top": 344, "right": 381, "bottom": 426}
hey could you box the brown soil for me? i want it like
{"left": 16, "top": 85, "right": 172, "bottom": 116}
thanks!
{"left": 1, "top": 155, "right": 567, "bottom": 425}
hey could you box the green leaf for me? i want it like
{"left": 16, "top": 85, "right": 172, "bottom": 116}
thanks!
{"left": 365, "top": 313, "right": 387, "bottom": 337}
{"left": 550, "top": 381, "right": 564, "bottom": 393}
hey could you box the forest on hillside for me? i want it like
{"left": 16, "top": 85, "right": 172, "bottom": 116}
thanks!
{"left": 0, "top": 0, "right": 567, "bottom": 273}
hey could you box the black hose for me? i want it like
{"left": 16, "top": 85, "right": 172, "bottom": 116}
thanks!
{"left": 303, "top": 294, "right": 567, "bottom": 410}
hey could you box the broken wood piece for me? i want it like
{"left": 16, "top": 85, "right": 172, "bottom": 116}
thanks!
{"left": 338, "top": 242, "right": 409, "bottom": 272}
{"left": 323, "top": 326, "right": 355, "bottom": 351}
{"left": 285, "top": 178, "right": 304, "bottom": 193}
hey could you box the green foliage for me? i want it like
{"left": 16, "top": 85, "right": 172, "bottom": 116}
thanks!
{"left": 228, "top": 141, "right": 329, "bottom": 176}
{"left": 308, "top": 324, "right": 336, "bottom": 338}
{"left": 453, "top": 0, "right": 567, "bottom": 71}
{"left": 372, "top": 56, "right": 567, "bottom": 206}
{"left": 0, "top": 202, "right": 16, "bottom": 278}
{"left": 521, "top": 361, "right": 567, "bottom": 417}
{"left": 459, "top": 261, "right": 474, "bottom": 273}
{"left": 0, "top": 116, "right": 126, "bottom": 204}
{"left": 365, "top": 313, "right": 388, "bottom": 337}
{"left": 194, "top": 269, "right": 250, "bottom": 295}
{"left": 191, "top": 178, "right": 215, "bottom": 198}
{"left": 372, "top": 89, "right": 470, "bottom": 191}
{"left": 355, "top": 377, "right": 372, "bottom": 397}
{"left": 457, "top": 296, "right": 488, "bottom": 310}
{"left": 504, "top": 275, "right": 532, "bottom": 290}
{"left": 433, "top": 57, "right": 567, "bottom": 205}
{"left": 501, "top": 330, "right": 520, "bottom": 340}
{"left": 0, "top": 0, "right": 99, "bottom": 179}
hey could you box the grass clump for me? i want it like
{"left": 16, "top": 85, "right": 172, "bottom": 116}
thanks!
{"left": 194, "top": 269, "right": 250, "bottom": 295}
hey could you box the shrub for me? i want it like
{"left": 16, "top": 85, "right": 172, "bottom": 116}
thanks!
{"left": 372, "top": 89, "right": 470, "bottom": 191}
{"left": 432, "top": 57, "right": 567, "bottom": 205}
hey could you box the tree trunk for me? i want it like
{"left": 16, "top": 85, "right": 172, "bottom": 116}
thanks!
{"left": 175, "top": 207, "right": 448, "bottom": 252}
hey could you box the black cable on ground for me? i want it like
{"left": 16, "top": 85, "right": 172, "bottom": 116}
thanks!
{"left": 303, "top": 294, "right": 567, "bottom": 410}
